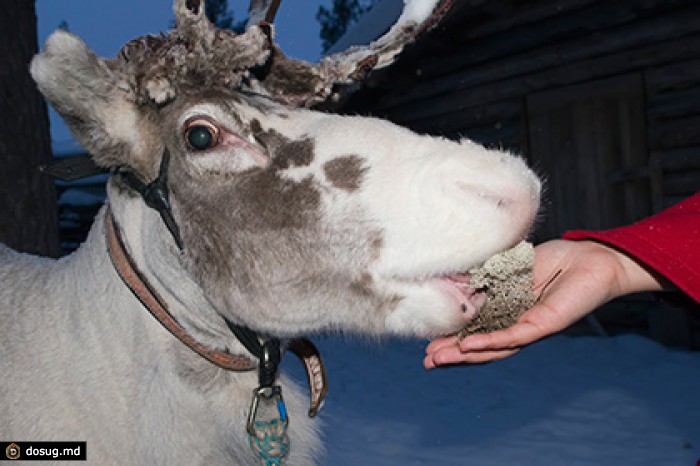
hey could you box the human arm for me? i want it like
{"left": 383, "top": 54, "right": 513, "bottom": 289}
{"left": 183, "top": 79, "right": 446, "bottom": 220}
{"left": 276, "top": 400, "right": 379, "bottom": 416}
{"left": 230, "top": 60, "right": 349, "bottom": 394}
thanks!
{"left": 423, "top": 239, "right": 667, "bottom": 367}
{"left": 424, "top": 192, "right": 700, "bottom": 368}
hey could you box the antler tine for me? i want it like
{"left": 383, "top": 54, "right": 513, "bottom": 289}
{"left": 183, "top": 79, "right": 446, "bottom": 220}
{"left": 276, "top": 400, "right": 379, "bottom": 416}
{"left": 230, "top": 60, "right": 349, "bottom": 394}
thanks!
{"left": 118, "top": 0, "right": 272, "bottom": 106}
{"left": 129, "top": 0, "right": 453, "bottom": 109}
{"left": 236, "top": 0, "right": 455, "bottom": 108}
{"left": 247, "top": 0, "right": 283, "bottom": 28}
{"left": 172, "top": 0, "right": 226, "bottom": 50}
{"left": 174, "top": 0, "right": 213, "bottom": 31}
{"left": 316, "top": 0, "right": 455, "bottom": 97}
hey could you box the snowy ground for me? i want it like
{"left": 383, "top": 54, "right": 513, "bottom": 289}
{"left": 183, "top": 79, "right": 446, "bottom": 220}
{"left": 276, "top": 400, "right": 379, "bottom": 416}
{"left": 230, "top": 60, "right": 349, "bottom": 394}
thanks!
{"left": 282, "top": 334, "right": 700, "bottom": 465}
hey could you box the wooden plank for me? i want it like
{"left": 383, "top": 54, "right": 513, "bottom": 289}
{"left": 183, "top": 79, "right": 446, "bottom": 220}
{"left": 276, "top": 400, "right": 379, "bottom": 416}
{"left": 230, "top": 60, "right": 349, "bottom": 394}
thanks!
{"left": 649, "top": 147, "right": 700, "bottom": 211}
{"left": 575, "top": 99, "right": 608, "bottom": 230}
{"left": 645, "top": 57, "right": 700, "bottom": 94}
{"left": 453, "top": 0, "right": 599, "bottom": 42}
{"left": 421, "top": 0, "right": 601, "bottom": 77}
{"left": 526, "top": 75, "right": 650, "bottom": 238}
{"left": 418, "top": 0, "right": 694, "bottom": 80}
{"left": 650, "top": 146, "right": 700, "bottom": 170}
{"left": 658, "top": 195, "right": 692, "bottom": 210}
{"left": 616, "top": 95, "right": 652, "bottom": 223}
{"left": 646, "top": 87, "right": 700, "bottom": 122}
{"left": 415, "top": 118, "right": 522, "bottom": 149}
{"left": 649, "top": 152, "right": 664, "bottom": 213}
{"left": 607, "top": 166, "right": 652, "bottom": 184}
{"left": 381, "top": 34, "right": 700, "bottom": 123}
{"left": 391, "top": 99, "right": 521, "bottom": 134}
{"left": 527, "top": 95, "right": 579, "bottom": 239}
{"left": 375, "top": 3, "right": 700, "bottom": 110}
{"left": 662, "top": 171, "right": 700, "bottom": 195}
{"left": 648, "top": 114, "right": 700, "bottom": 150}
{"left": 456, "top": 121, "right": 522, "bottom": 149}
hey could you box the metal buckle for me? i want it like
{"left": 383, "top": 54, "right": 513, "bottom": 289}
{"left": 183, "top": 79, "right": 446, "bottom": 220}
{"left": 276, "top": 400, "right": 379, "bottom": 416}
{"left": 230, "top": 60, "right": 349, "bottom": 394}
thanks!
{"left": 247, "top": 385, "right": 288, "bottom": 436}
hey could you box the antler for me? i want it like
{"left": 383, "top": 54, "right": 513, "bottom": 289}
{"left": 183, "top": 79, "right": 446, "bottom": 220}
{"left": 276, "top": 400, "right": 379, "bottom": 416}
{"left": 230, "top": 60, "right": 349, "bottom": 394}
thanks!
{"left": 245, "top": 0, "right": 456, "bottom": 107}
{"left": 323, "top": 0, "right": 455, "bottom": 77}
{"left": 115, "top": 0, "right": 454, "bottom": 108}
{"left": 117, "top": 0, "right": 272, "bottom": 105}
{"left": 247, "top": 0, "right": 282, "bottom": 27}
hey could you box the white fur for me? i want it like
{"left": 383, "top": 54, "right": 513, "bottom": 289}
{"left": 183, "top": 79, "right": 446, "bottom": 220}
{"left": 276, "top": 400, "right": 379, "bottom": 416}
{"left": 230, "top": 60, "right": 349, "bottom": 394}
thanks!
{"left": 3, "top": 12, "right": 541, "bottom": 464}
{"left": 0, "top": 201, "right": 322, "bottom": 465}
{"left": 1, "top": 102, "right": 539, "bottom": 464}
{"left": 231, "top": 104, "right": 541, "bottom": 337}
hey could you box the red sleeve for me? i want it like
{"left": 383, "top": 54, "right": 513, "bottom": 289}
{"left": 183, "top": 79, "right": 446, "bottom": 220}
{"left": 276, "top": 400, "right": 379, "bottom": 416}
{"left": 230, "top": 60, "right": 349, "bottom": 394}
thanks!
{"left": 563, "top": 192, "right": 700, "bottom": 304}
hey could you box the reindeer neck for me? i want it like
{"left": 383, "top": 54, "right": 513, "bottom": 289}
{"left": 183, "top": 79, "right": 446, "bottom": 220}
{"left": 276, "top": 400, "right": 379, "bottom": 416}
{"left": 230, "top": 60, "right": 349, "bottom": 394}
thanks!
{"left": 105, "top": 190, "right": 257, "bottom": 365}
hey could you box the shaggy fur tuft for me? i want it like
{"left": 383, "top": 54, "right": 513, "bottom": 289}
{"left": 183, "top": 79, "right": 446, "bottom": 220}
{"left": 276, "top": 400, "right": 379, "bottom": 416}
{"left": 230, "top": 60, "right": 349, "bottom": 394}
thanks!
{"left": 118, "top": 27, "right": 270, "bottom": 106}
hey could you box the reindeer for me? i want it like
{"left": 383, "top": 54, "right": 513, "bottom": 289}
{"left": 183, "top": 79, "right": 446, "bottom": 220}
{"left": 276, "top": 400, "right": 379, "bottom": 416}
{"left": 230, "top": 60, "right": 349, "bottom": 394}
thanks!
{"left": 0, "top": 0, "right": 541, "bottom": 464}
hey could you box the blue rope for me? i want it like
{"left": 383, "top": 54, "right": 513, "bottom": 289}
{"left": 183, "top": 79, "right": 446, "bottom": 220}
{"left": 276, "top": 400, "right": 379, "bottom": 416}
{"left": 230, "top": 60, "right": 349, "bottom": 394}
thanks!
{"left": 248, "top": 418, "right": 290, "bottom": 466}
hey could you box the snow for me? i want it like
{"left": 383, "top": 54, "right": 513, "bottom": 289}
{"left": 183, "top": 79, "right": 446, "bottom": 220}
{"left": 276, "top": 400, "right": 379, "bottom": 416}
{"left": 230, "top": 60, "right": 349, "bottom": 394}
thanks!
{"left": 282, "top": 333, "right": 700, "bottom": 465}
{"left": 399, "top": 0, "right": 444, "bottom": 31}
{"left": 325, "top": 0, "right": 444, "bottom": 56}
{"left": 325, "top": 0, "right": 402, "bottom": 54}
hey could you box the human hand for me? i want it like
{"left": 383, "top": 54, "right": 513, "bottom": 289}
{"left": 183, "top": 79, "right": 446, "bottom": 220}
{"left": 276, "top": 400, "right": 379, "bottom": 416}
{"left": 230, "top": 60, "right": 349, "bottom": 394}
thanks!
{"left": 424, "top": 239, "right": 666, "bottom": 368}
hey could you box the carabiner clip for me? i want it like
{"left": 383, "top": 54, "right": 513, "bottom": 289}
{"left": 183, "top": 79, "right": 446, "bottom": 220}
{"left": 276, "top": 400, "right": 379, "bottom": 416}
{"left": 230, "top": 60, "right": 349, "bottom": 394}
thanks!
{"left": 247, "top": 385, "right": 288, "bottom": 436}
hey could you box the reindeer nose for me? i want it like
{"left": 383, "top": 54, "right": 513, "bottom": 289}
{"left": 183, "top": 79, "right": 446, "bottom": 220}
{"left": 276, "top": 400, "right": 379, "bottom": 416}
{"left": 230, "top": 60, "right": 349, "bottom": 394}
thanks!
{"left": 455, "top": 178, "right": 540, "bottom": 227}
{"left": 455, "top": 181, "right": 513, "bottom": 208}
{"left": 477, "top": 191, "right": 510, "bottom": 209}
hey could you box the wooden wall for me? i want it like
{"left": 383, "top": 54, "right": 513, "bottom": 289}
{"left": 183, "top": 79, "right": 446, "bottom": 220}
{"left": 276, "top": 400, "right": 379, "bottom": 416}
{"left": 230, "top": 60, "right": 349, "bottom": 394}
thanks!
{"left": 340, "top": 0, "right": 700, "bottom": 345}
{"left": 342, "top": 0, "right": 700, "bottom": 237}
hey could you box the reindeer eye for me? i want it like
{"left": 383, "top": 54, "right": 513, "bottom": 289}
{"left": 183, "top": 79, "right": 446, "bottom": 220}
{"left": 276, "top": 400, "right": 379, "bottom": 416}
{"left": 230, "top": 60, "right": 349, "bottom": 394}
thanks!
{"left": 185, "top": 120, "right": 219, "bottom": 151}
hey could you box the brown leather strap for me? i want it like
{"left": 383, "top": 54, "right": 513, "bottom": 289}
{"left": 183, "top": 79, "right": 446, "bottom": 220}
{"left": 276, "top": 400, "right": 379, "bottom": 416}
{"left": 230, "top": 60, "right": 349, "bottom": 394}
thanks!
{"left": 104, "top": 206, "right": 329, "bottom": 416}
{"left": 288, "top": 338, "right": 328, "bottom": 417}
{"left": 105, "top": 206, "right": 256, "bottom": 371}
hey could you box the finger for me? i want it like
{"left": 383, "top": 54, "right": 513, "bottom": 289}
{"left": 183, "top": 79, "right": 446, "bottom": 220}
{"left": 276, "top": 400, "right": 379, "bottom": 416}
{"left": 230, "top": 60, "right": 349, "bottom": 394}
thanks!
{"left": 452, "top": 348, "right": 520, "bottom": 364}
{"left": 458, "top": 320, "right": 546, "bottom": 352}
{"left": 425, "top": 335, "right": 459, "bottom": 355}
{"left": 423, "top": 353, "right": 438, "bottom": 369}
{"left": 424, "top": 345, "right": 463, "bottom": 368}
{"left": 426, "top": 345, "right": 520, "bottom": 367}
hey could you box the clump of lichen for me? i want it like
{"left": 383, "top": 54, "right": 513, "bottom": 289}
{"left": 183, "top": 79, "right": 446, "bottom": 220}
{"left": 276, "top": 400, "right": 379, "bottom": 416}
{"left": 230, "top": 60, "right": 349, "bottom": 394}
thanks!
{"left": 457, "top": 241, "right": 535, "bottom": 339}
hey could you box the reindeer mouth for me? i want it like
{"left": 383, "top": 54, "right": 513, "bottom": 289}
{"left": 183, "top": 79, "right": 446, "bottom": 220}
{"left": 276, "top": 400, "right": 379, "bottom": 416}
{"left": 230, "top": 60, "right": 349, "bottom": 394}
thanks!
{"left": 437, "top": 272, "right": 489, "bottom": 319}
{"left": 442, "top": 241, "right": 536, "bottom": 336}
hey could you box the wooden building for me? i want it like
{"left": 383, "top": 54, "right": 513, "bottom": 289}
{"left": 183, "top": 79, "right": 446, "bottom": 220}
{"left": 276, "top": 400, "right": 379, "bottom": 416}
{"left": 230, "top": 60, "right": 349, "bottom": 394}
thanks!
{"left": 339, "top": 0, "right": 700, "bottom": 345}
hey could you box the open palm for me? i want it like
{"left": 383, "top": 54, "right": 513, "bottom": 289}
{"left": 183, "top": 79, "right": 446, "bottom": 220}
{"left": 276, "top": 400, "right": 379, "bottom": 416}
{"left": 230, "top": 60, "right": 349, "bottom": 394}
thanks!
{"left": 424, "top": 239, "right": 662, "bottom": 367}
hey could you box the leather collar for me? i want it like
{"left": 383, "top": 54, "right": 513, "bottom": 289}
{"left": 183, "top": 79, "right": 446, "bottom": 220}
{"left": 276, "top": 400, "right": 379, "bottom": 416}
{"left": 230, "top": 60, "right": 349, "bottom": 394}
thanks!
{"left": 104, "top": 206, "right": 327, "bottom": 415}
{"left": 105, "top": 205, "right": 256, "bottom": 371}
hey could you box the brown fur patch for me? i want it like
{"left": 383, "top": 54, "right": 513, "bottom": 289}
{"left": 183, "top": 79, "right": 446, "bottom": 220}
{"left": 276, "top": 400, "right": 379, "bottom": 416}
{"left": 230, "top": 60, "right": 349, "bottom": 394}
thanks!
{"left": 235, "top": 172, "right": 321, "bottom": 230}
{"left": 323, "top": 155, "right": 367, "bottom": 192}
{"left": 368, "top": 232, "right": 383, "bottom": 262}
{"left": 272, "top": 139, "right": 315, "bottom": 170}
{"left": 250, "top": 119, "right": 315, "bottom": 169}
{"left": 169, "top": 141, "right": 322, "bottom": 296}
{"left": 349, "top": 273, "right": 375, "bottom": 298}
{"left": 349, "top": 273, "right": 401, "bottom": 314}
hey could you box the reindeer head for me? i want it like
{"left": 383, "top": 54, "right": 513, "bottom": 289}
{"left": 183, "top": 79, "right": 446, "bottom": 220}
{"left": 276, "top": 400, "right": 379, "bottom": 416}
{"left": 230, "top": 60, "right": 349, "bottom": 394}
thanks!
{"left": 31, "top": 0, "right": 540, "bottom": 338}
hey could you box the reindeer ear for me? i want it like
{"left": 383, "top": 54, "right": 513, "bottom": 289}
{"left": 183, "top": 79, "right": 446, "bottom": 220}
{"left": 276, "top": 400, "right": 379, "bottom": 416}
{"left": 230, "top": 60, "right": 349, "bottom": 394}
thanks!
{"left": 30, "top": 30, "right": 156, "bottom": 172}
